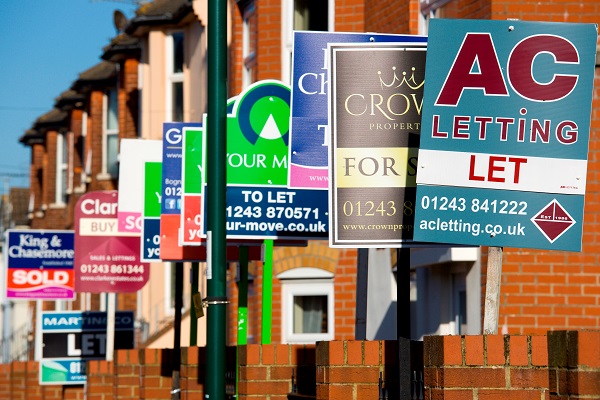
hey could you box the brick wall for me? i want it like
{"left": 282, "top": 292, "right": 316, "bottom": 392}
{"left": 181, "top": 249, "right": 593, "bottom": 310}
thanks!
{"left": 119, "top": 58, "right": 139, "bottom": 141}
{"left": 365, "top": 0, "right": 410, "bottom": 34}
{"left": 29, "top": 143, "right": 45, "bottom": 229}
{"left": 425, "top": 334, "right": 549, "bottom": 399}
{"left": 86, "top": 359, "right": 114, "bottom": 400}
{"left": 548, "top": 330, "right": 600, "bottom": 398}
{"left": 335, "top": 0, "right": 365, "bottom": 32}
{"left": 2, "top": 334, "right": 600, "bottom": 398}
{"left": 316, "top": 340, "right": 393, "bottom": 399}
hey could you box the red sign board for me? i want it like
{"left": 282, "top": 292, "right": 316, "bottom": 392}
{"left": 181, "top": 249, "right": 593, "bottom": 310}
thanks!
{"left": 74, "top": 191, "right": 149, "bottom": 293}
{"left": 531, "top": 200, "right": 575, "bottom": 243}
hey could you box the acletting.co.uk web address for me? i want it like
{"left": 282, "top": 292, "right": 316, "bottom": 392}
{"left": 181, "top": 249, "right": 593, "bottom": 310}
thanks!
{"left": 343, "top": 219, "right": 525, "bottom": 237}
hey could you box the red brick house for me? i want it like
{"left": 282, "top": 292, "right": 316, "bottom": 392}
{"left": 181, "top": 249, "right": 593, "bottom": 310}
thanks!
{"left": 12, "top": 0, "right": 600, "bottom": 360}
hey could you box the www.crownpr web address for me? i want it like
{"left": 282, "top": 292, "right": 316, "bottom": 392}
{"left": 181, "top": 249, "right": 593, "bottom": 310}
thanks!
{"left": 343, "top": 219, "right": 525, "bottom": 237}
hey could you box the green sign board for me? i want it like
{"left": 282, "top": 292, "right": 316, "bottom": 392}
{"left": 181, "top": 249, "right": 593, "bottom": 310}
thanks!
{"left": 224, "top": 80, "right": 290, "bottom": 185}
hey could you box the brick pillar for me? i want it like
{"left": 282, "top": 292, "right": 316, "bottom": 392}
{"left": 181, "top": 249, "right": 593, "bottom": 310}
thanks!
{"left": 0, "top": 363, "right": 10, "bottom": 398}
{"left": 548, "top": 330, "right": 600, "bottom": 399}
{"left": 180, "top": 347, "right": 204, "bottom": 399}
{"left": 24, "top": 361, "right": 41, "bottom": 399}
{"left": 424, "top": 334, "right": 549, "bottom": 399}
{"left": 11, "top": 361, "right": 27, "bottom": 398}
{"left": 63, "top": 384, "right": 85, "bottom": 400}
{"left": 139, "top": 348, "right": 172, "bottom": 399}
{"left": 114, "top": 349, "right": 140, "bottom": 398}
{"left": 316, "top": 340, "right": 386, "bottom": 400}
{"left": 86, "top": 360, "right": 115, "bottom": 400}
{"left": 238, "top": 343, "right": 312, "bottom": 399}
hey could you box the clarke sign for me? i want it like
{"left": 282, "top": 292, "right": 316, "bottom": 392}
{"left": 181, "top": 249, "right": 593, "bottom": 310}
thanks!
{"left": 74, "top": 191, "right": 149, "bottom": 293}
{"left": 414, "top": 19, "right": 597, "bottom": 251}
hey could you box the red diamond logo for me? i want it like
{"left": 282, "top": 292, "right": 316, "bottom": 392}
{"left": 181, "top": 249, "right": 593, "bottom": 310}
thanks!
{"left": 531, "top": 199, "right": 575, "bottom": 243}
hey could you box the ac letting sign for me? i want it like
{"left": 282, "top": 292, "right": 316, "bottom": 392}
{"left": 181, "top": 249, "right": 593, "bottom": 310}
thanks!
{"left": 414, "top": 19, "right": 597, "bottom": 251}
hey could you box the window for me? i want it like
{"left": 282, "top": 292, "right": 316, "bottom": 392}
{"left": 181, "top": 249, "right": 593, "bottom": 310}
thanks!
{"left": 103, "top": 88, "right": 119, "bottom": 178}
{"left": 79, "top": 111, "right": 90, "bottom": 187}
{"left": 293, "top": 295, "right": 328, "bottom": 334}
{"left": 280, "top": 268, "right": 334, "bottom": 343}
{"left": 419, "top": 0, "right": 454, "bottom": 35}
{"left": 167, "top": 31, "right": 184, "bottom": 122}
{"left": 242, "top": 3, "right": 257, "bottom": 88}
{"left": 55, "top": 132, "right": 69, "bottom": 205}
{"left": 282, "top": 0, "right": 333, "bottom": 84}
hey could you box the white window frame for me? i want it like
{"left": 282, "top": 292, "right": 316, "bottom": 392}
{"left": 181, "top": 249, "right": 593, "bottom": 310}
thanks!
{"left": 54, "top": 131, "right": 69, "bottom": 206}
{"left": 280, "top": 268, "right": 335, "bottom": 344}
{"left": 281, "top": 0, "right": 334, "bottom": 85}
{"left": 242, "top": 3, "right": 257, "bottom": 89}
{"left": 419, "top": 0, "right": 455, "bottom": 35}
{"left": 166, "top": 30, "right": 184, "bottom": 122}
{"left": 99, "top": 88, "right": 119, "bottom": 179}
{"left": 76, "top": 111, "right": 89, "bottom": 191}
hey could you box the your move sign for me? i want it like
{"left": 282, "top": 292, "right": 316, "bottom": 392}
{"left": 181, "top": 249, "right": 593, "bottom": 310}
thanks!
{"left": 414, "top": 19, "right": 597, "bottom": 252}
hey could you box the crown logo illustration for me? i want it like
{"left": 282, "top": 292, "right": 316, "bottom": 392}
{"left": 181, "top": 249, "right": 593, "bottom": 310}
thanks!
{"left": 378, "top": 66, "right": 424, "bottom": 90}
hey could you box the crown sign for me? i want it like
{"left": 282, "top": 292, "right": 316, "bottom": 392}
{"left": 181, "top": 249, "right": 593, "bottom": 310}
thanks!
{"left": 378, "top": 67, "right": 424, "bottom": 90}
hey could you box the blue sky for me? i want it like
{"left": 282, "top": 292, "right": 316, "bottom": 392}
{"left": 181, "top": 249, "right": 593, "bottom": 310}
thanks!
{"left": 0, "top": 0, "right": 138, "bottom": 193}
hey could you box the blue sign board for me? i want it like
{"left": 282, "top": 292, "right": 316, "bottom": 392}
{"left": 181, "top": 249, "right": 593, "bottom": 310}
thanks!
{"left": 6, "top": 230, "right": 74, "bottom": 269}
{"left": 217, "top": 186, "right": 328, "bottom": 239}
{"left": 289, "top": 31, "right": 427, "bottom": 189}
{"left": 40, "top": 311, "right": 134, "bottom": 385}
{"left": 413, "top": 19, "right": 597, "bottom": 251}
{"left": 142, "top": 218, "right": 161, "bottom": 261}
{"left": 5, "top": 229, "right": 75, "bottom": 300}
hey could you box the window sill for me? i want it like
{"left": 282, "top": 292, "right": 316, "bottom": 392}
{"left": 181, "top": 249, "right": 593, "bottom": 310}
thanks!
{"left": 96, "top": 173, "right": 114, "bottom": 181}
{"left": 49, "top": 203, "right": 67, "bottom": 210}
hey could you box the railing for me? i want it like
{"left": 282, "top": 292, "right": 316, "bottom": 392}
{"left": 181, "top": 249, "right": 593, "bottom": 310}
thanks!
{"left": 0, "top": 323, "right": 32, "bottom": 363}
{"left": 379, "top": 340, "right": 424, "bottom": 400}
{"left": 288, "top": 365, "right": 317, "bottom": 400}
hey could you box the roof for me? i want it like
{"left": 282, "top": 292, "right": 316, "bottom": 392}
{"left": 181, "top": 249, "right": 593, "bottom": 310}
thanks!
{"left": 33, "top": 108, "right": 69, "bottom": 128}
{"left": 125, "top": 0, "right": 195, "bottom": 35}
{"left": 71, "top": 61, "right": 117, "bottom": 91}
{"left": 19, "top": 128, "right": 44, "bottom": 146}
{"left": 54, "top": 89, "right": 86, "bottom": 111}
{"left": 101, "top": 32, "right": 141, "bottom": 62}
{"left": 19, "top": 108, "right": 68, "bottom": 146}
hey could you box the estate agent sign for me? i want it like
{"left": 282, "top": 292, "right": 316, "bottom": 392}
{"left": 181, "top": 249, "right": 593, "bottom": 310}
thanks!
{"left": 328, "top": 43, "right": 427, "bottom": 247}
{"left": 74, "top": 191, "right": 149, "bottom": 292}
{"left": 414, "top": 19, "right": 597, "bottom": 251}
{"left": 5, "top": 230, "right": 75, "bottom": 300}
{"left": 40, "top": 310, "right": 134, "bottom": 385}
{"left": 289, "top": 31, "right": 427, "bottom": 189}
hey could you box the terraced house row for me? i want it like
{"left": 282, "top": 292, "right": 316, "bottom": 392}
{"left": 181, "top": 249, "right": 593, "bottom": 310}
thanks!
{"left": 1, "top": 0, "right": 600, "bottom": 398}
